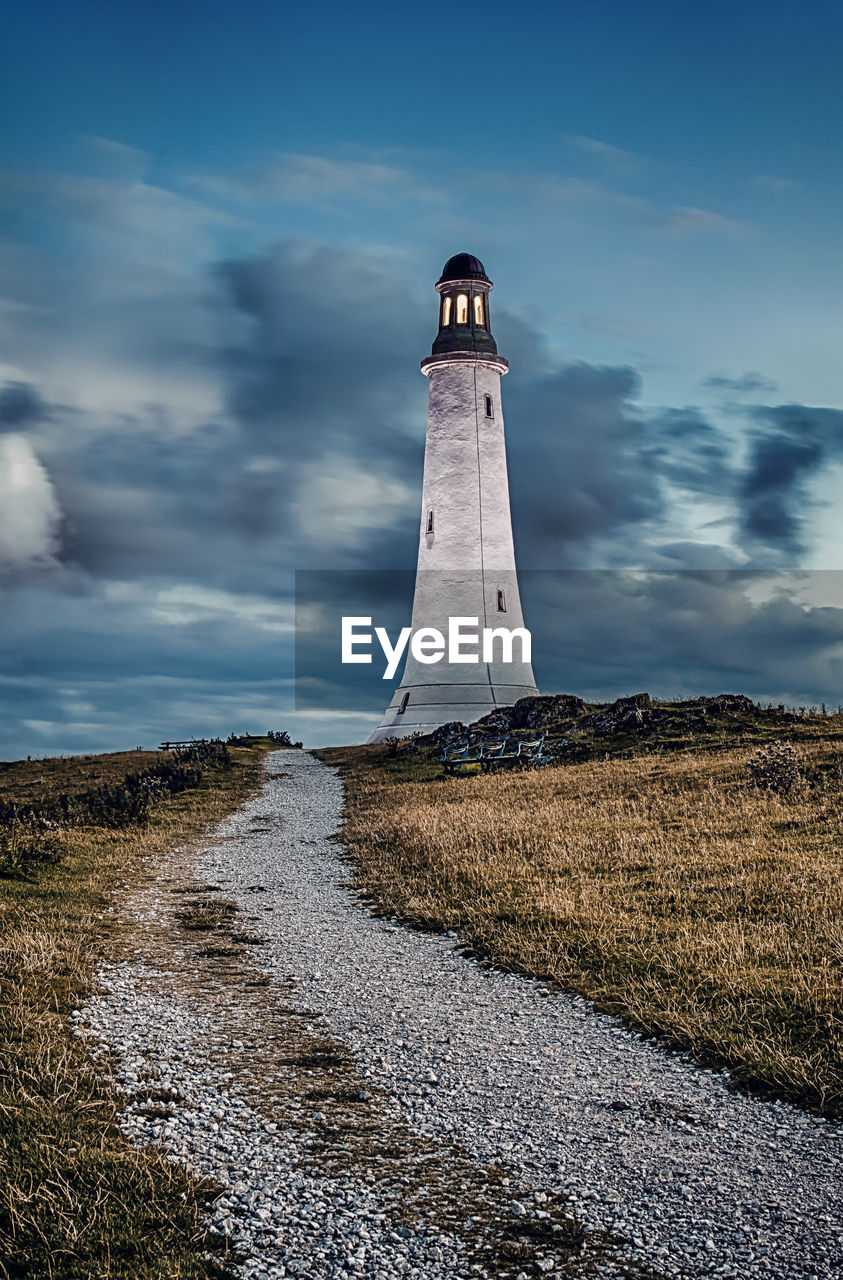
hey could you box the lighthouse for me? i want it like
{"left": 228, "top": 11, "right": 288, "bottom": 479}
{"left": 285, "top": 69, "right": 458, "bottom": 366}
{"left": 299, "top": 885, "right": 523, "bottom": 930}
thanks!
{"left": 368, "top": 253, "right": 538, "bottom": 742}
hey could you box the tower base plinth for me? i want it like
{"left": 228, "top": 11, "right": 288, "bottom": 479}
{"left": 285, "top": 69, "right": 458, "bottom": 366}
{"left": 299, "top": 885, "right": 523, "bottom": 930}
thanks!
{"left": 367, "top": 682, "right": 538, "bottom": 743}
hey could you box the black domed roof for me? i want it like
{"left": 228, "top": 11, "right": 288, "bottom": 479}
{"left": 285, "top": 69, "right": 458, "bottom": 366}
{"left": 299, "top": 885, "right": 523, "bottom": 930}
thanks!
{"left": 437, "top": 253, "right": 491, "bottom": 285}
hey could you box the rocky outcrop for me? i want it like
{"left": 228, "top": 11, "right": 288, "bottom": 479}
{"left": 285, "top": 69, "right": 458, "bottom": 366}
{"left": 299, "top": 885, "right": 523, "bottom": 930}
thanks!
{"left": 458, "top": 692, "right": 791, "bottom": 750}
{"left": 474, "top": 695, "right": 588, "bottom": 733}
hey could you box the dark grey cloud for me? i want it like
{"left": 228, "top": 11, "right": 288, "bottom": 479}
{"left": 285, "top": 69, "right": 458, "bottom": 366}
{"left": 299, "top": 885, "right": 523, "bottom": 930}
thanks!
{"left": 506, "top": 364, "right": 653, "bottom": 560}
{"left": 739, "top": 404, "right": 843, "bottom": 558}
{"left": 521, "top": 570, "right": 843, "bottom": 708}
{"left": 290, "top": 569, "right": 843, "bottom": 728}
{"left": 652, "top": 541, "right": 743, "bottom": 569}
{"left": 704, "top": 373, "right": 778, "bottom": 395}
{"left": 28, "top": 240, "right": 741, "bottom": 589}
{"left": 35, "top": 244, "right": 433, "bottom": 583}
{"left": 0, "top": 380, "right": 46, "bottom": 430}
{"left": 643, "top": 408, "right": 732, "bottom": 496}
{"left": 505, "top": 367, "right": 733, "bottom": 565}
{"left": 5, "top": 241, "right": 826, "bottom": 591}
{"left": 216, "top": 243, "right": 428, "bottom": 456}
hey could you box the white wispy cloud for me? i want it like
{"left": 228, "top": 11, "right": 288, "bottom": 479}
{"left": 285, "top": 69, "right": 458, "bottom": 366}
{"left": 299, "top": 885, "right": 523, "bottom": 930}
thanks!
{"left": 648, "top": 205, "right": 745, "bottom": 236}
{"left": 102, "top": 582, "right": 294, "bottom": 632}
{"left": 0, "top": 167, "right": 246, "bottom": 268}
{"left": 566, "top": 134, "right": 641, "bottom": 171}
{"left": 189, "top": 151, "right": 444, "bottom": 208}
{"left": 750, "top": 173, "right": 799, "bottom": 192}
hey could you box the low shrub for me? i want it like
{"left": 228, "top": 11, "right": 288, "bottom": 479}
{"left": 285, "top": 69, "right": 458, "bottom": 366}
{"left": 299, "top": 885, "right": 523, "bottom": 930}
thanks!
{"left": 0, "top": 740, "right": 232, "bottom": 873}
{"left": 746, "top": 741, "right": 803, "bottom": 795}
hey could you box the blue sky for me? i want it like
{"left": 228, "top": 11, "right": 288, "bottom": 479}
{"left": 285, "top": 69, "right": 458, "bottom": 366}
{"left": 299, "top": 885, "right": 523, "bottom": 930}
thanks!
{"left": 1, "top": 0, "right": 842, "bottom": 754}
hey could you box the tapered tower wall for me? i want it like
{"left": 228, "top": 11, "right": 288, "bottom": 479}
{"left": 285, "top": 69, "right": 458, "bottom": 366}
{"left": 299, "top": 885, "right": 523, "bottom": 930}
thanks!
{"left": 368, "top": 256, "right": 537, "bottom": 742}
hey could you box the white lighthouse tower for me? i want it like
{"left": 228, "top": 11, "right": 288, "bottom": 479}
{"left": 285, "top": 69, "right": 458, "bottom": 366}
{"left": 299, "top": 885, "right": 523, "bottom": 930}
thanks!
{"left": 368, "top": 253, "right": 538, "bottom": 742}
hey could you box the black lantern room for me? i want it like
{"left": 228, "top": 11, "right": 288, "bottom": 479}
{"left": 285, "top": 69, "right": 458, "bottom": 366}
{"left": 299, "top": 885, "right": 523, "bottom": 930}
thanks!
{"left": 430, "top": 253, "right": 500, "bottom": 359}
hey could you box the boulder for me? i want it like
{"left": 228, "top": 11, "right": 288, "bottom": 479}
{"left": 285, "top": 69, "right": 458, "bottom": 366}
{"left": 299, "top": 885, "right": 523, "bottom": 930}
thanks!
{"left": 430, "top": 721, "right": 466, "bottom": 745}
{"left": 609, "top": 693, "right": 652, "bottom": 712}
{"left": 706, "top": 694, "right": 756, "bottom": 716}
{"left": 508, "top": 694, "right": 588, "bottom": 730}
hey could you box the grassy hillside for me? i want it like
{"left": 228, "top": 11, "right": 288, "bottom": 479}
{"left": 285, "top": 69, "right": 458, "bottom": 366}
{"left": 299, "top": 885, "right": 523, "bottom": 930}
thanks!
{"left": 0, "top": 741, "right": 275, "bottom": 1280}
{"left": 319, "top": 696, "right": 843, "bottom": 1117}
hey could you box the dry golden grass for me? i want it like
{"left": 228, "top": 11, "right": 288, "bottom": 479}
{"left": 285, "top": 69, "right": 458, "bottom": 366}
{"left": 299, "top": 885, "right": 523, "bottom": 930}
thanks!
{"left": 0, "top": 743, "right": 272, "bottom": 1280}
{"left": 0, "top": 749, "right": 161, "bottom": 806}
{"left": 320, "top": 741, "right": 843, "bottom": 1117}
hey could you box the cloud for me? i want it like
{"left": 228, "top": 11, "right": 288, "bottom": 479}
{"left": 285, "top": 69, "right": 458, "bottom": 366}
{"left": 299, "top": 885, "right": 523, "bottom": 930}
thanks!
{"left": 648, "top": 205, "right": 744, "bottom": 236}
{"left": 190, "top": 152, "right": 443, "bottom": 209}
{"left": 210, "top": 240, "right": 430, "bottom": 566}
{"left": 0, "top": 380, "right": 46, "bottom": 430}
{"left": 513, "top": 174, "right": 746, "bottom": 244}
{"left": 82, "top": 135, "right": 149, "bottom": 181}
{"left": 3, "top": 231, "right": 828, "bottom": 591}
{"left": 566, "top": 135, "right": 640, "bottom": 171}
{"left": 750, "top": 174, "right": 798, "bottom": 192}
{"left": 651, "top": 542, "right": 744, "bottom": 569}
{"left": 520, "top": 569, "right": 843, "bottom": 707}
{"left": 504, "top": 364, "right": 734, "bottom": 565}
{"left": 645, "top": 408, "right": 732, "bottom": 495}
{"left": 704, "top": 372, "right": 779, "bottom": 395}
{"left": 739, "top": 404, "right": 843, "bottom": 558}
{"left": 102, "top": 581, "right": 294, "bottom": 632}
{"left": 0, "top": 434, "right": 61, "bottom": 568}
{"left": 0, "top": 166, "right": 244, "bottom": 271}
{"left": 291, "top": 568, "right": 843, "bottom": 728}
{"left": 293, "top": 455, "right": 414, "bottom": 551}
{"left": 523, "top": 173, "right": 635, "bottom": 212}
{"left": 505, "top": 363, "right": 652, "bottom": 559}
{"left": 0, "top": 241, "right": 430, "bottom": 589}
{"left": 1, "top": 236, "right": 746, "bottom": 588}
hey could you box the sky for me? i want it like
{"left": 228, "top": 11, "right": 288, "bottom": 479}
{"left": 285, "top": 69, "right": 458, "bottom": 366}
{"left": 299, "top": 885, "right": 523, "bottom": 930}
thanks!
{"left": 1, "top": 0, "right": 842, "bottom": 756}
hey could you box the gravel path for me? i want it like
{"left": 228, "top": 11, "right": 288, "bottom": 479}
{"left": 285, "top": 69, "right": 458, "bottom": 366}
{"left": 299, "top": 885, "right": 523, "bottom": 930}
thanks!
{"left": 79, "top": 750, "right": 841, "bottom": 1280}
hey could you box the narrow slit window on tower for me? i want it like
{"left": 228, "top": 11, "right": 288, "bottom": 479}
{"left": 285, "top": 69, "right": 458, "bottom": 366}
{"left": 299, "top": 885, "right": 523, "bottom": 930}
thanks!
{"left": 441, "top": 295, "right": 452, "bottom": 326}
{"left": 426, "top": 509, "right": 434, "bottom": 534}
{"left": 398, "top": 691, "right": 410, "bottom": 714}
{"left": 456, "top": 293, "right": 468, "bottom": 324}
{"left": 484, "top": 394, "right": 493, "bottom": 418}
{"left": 497, "top": 588, "right": 507, "bottom": 612}
{"left": 473, "top": 293, "right": 484, "bottom": 325}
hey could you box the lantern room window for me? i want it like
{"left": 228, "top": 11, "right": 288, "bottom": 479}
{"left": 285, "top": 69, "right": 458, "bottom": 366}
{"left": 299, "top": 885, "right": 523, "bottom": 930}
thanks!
{"left": 441, "top": 295, "right": 452, "bottom": 326}
{"left": 473, "top": 294, "right": 484, "bottom": 325}
{"left": 456, "top": 294, "right": 468, "bottom": 325}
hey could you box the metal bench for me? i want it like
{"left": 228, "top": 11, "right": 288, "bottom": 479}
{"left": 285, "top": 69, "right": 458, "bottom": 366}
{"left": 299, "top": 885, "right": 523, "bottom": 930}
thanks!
{"left": 441, "top": 742, "right": 486, "bottom": 774}
{"left": 480, "top": 735, "right": 553, "bottom": 772}
{"left": 442, "top": 735, "right": 554, "bottom": 775}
